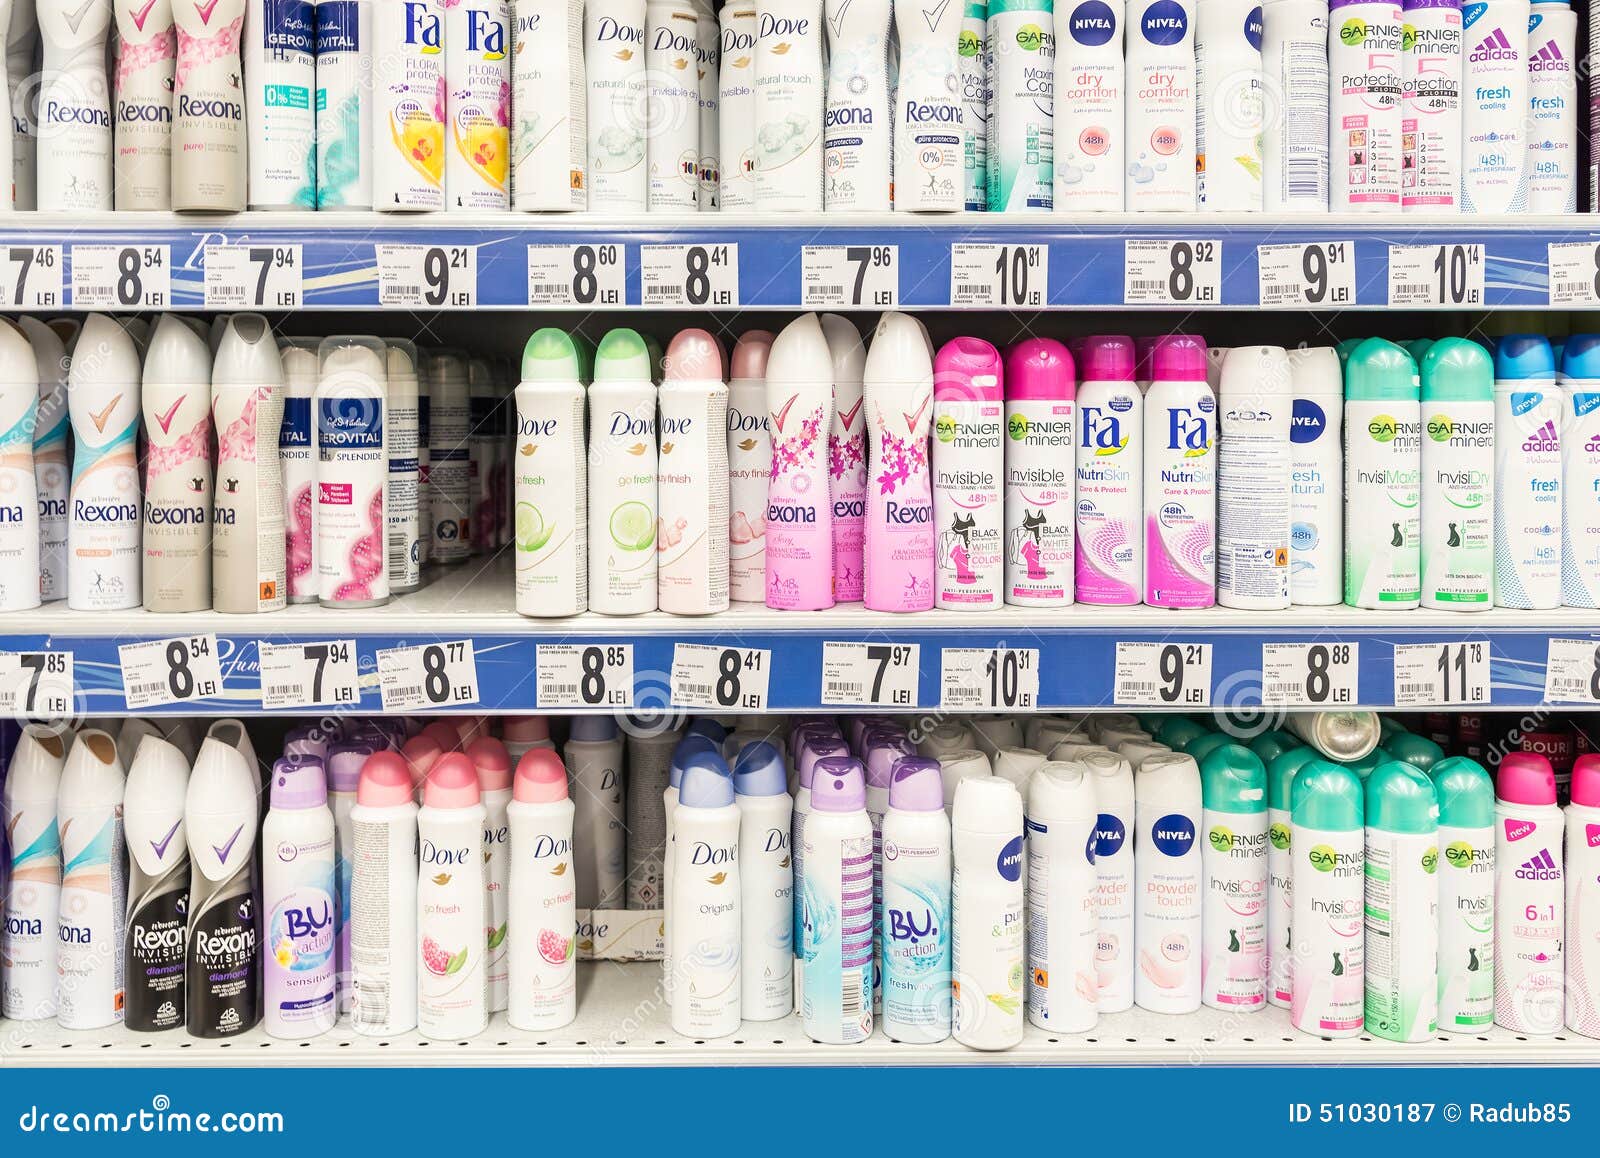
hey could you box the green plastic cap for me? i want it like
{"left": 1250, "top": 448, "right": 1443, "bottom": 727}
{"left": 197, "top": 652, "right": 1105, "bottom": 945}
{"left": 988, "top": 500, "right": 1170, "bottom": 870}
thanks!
{"left": 594, "top": 328, "right": 652, "bottom": 381}
{"left": 1248, "top": 729, "right": 1296, "bottom": 765}
{"left": 1428, "top": 755, "right": 1495, "bottom": 829}
{"left": 1365, "top": 760, "right": 1439, "bottom": 834}
{"left": 1200, "top": 744, "right": 1267, "bottom": 814}
{"left": 1156, "top": 717, "right": 1209, "bottom": 749}
{"left": 1421, "top": 337, "right": 1493, "bottom": 404}
{"left": 1345, "top": 338, "right": 1418, "bottom": 402}
{"left": 1403, "top": 338, "right": 1434, "bottom": 367}
{"left": 1291, "top": 759, "right": 1364, "bottom": 832}
{"left": 1185, "top": 731, "right": 1231, "bottom": 764}
{"left": 1268, "top": 745, "right": 1320, "bottom": 812}
{"left": 1383, "top": 732, "right": 1445, "bottom": 774}
{"left": 521, "top": 328, "right": 581, "bottom": 382}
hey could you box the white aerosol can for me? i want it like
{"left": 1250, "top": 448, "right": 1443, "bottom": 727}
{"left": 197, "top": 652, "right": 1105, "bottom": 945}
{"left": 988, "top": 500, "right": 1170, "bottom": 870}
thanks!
{"left": 261, "top": 757, "right": 338, "bottom": 1040}
{"left": 645, "top": 0, "right": 700, "bottom": 210}
{"left": 313, "top": 0, "right": 374, "bottom": 208}
{"left": 728, "top": 331, "right": 773, "bottom": 602}
{"left": 801, "top": 756, "right": 875, "bottom": 1044}
{"left": 1288, "top": 346, "right": 1343, "bottom": 604}
{"left": 1430, "top": 756, "right": 1495, "bottom": 1033}
{"left": 427, "top": 350, "right": 471, "bottom": 563}
{"left": 0, "top": 320, "right": 38, "bottom": 611}
{"left": 823, "top": 0, "right": 891, "bottom": 211}
{"left": 1123, "top": 0, "right": 1196, "bottom": 211}
{"left": 718, "top": 2, "right": 756, "bottom": 208}
{"left": 1494, "top": 336, "right": 1561, "bottom": 610}
{"left": 212, "top": 315, "right": 287, "bottom": 615}
{"left": 1400, "top": 0, "right": 1462, "bottom": 211}
{"left": 67, "top": 316, "right": 141, "bottom": 611}
{"left": 245, "top": 0, "right": 317, "bottom": 208}
{"left": 512, "top": 0, "right": 586, "bottom": 210}
{"left": 1290, "top": 758, "right": 1365, "bottom": 1037}
{"left": 349, "top": 751, "right": 419, "bottom": 1037}
{"left": 171, "top": 0, "right": 246, "bottom": 210}
{"left": 1459, "top": 0, "right": 1529, "bottom": 213}
{"left": 671, "top": 754, "right": 742, "bottom": 1038}
{"left": 113, "top": 0, "right": 174, "bottom": 209}
{"left": 1133, "top": 753, "right": 1203, "bottom": 1014}
{"left": 446, "top": 0, "right": 511, "bottom": 209}
{"left": 513, "top": 328, "right": 587, "bottom": 616}
{"left": 1261, "top": 0, "right": 1330, "bottom": 210}
{"left": 1026, "top": 761, "right": 1099, "bottom": 1032}
{"left": 754, "top": 0, "right": 824, "bottom": 210}
{"left": 21, "top": 318, "right": 68, "bottom": 602}
{"left": 416, "top": 754, "right": 488, "bottom": 1039}
{"left": 36, "top": 0, "right": 112, "bottom": 209}
{"left": 734, "top": 742, "right": 794, "bottom": 1022}
{"left": 1195, "top": 0, "right": 1264, "bottom": 211}
{"left": 1565, "top": 756, "right": 1600, "bottom": 1038}
{"left": 1363, "top": 760, "right": 1439, "bottom": 1041}
{"left": 1199, "top": 745, "right": 1269, "bottom": 1013}
{"left": 385, "top": 342, "right": 422, "bottom": 593}
{"left": 1216, "top": 345, "right": 1292, "bottom": 610}
{"left": 315, "top": 336, "right": 389, "bottom": 608}
{"left": 507, "top": 749, "right": 577, "bottom": 1031}
{"left": 895, "top": 0, "right": 963, "bottom": 211}
{"left": 659, "top": 329, "right": 730, "bottom": 615}
{"left": 55, "top": 729, "right": 126, "bottom": 1029}
{"left": 371, "top": 0, "right": 442, "bottom": 210}
{"left": 585, "top": 0, "right": 647, "bottom": 211}
{"left": 1526, "top": 0, "right": 1577, "bottom": 212}
{"left": 1053, "top": 0, "right": 1123, "bottom": 211}
{"left": 1328, "top": 0, "right": 1403, "bottom": 210}
{"left": 140, "top": 316, "right": 211, "bottom": 613}
{"left": 951, "top": 775, "right": 1025, "bottom": 1049}
{"left": 589, "top": 328, "right": 657, "bottom": 614}
{"left": 2, "top": 725, "right": 66, "bottom": 1020}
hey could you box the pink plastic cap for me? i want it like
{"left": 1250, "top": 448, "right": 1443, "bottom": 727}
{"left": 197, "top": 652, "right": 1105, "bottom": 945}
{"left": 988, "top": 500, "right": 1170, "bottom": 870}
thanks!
{"left": 402, "top": 734, "right": 443, "bottom": 792}
{"left": 1150, "top": 334, "right": 1208, "bottom": 382}
{"left": 423, "top": 752, "right": 482, "bottom": 809}
{"left": 467, "top": 736, "right": 513, "bottom": 792}
{"left": 934, "top": 336, "right": 1003, "bottom": 402}
{"left": 502, "top": 716, "right": 550, "bottom": 745}
{"left": 732, "top": 331, "right": 775, "bottom": 379}
{"left": 665, "top": 328, "right": 725, "bottom": 381}
{"left": 1571, "top": 754, "right": 1600, "bottom": 808}
{"left": 514, "top": 748, "right": 570, "bottom": 804}
{"left": 358, "top": 751, "right": 416, "bottom": 808}
{"left": 423, "top": 721, "right": 461, "bottom": 752}
{"left": 1005, "top": 338, "right": 1075, "bottom": 401}
{"left": 1080, "top": 335, "right": 1135, "bottom": 382}
{"left": 1497, "top": 752, "right": 1557, "bottom": 806}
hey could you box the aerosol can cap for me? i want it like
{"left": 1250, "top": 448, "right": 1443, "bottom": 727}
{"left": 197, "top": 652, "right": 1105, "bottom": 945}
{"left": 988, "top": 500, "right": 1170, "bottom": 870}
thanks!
{"left": 1366, "top": 760, "right": 1438, "bottom": 834}
{"left": 1421, "top": 337, "right": 1493, "bottom": 402}
{"left": 1428, "top": 756, "right": 1495, "bottom": 828}
{"left": 1200, "top": 744, "right": 1267, "bottom": 814}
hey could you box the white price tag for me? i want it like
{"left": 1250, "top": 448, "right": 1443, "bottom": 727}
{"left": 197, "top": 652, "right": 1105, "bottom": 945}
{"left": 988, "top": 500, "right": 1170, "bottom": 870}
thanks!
{"left": 1114, "top": 642, "right": 1212, "bottom": 707}
{"left": 939, "top": 648, "right": 1039, "bottom": 710}
{"left": 204, "top": 244, "right": 303, "bottom": 309}
{"left": 821, "top": 642, "right": 920, "bottom": 707}
{"left": 537, "top": 643, "right": 635, "bottom": 708}
{"left": 0, "top": 651, "right": 74, "bottom": 716}
{"left": 1261, "top": 642, "right": 1359, "bottom": 706}
{"left": 671, "top": 643, "right": 770, "bottom": 710}
{"left": 1547, "top": 242, "right": 1600, "bottom": 306}
{"left": 1387, "top": 243, "right": 1484, "bottom": 307}
{"left": 1124, "top": 239, "right": 1221, "bottom": 305}
{"left": 526, "top": 243, "right": 626, "bottom": 307}
{"left": 1257, "top": 241, "right": 1356, "bottom": 308}
{"left": 1392, "top": 641, "right": 1490, "bottom": 707}
{"left": 640, "top": 243, "right": 738, "bottom": 307}
{"left": 119, "top": 635, "right": 223, "bottom": 710}
{"left": 376, "top": 243, "right": 477, "bottom": 308}
{"left": 377, "top": 640, "right": 479, "bottom": 710}
{"left": 802, "top": 244, "right": 898, "bottom": 307}
{"left": 71, "top": 244, "right": 171, "bottom": 309}
{"left": 257, "top": 640, "right": 360, "bottom": 710}
{"left": 0, "top": 243, "right": 63, "bottom": 307}
{"left": 1543, "top": 638, "right": 1600, "bottom": 703}
{"left": 949, "top": 243, "right": 1048, "bottom": 307}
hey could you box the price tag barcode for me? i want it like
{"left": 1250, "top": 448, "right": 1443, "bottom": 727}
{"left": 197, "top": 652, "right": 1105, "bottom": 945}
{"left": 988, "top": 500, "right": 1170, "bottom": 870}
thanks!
{"left": 0, "top": 244, "right": 63, "bottom": 308}
{"left": 671, "top": 643, "right": 770, "bottom": 710}
{"left": 1261, "top": 642, "right": 1359, "bottom": 706}
{"left": 640, "top": 244, "right": 738, "bottom": 307}
{"left": 949, "top": 243, "right": 1048, "bottom": 307}
{"left": 537, "top": 643, "right": 634, "bottom": 708}
{"left": 0, "top": 651, "right": 74, "bottom": 716}
{"left": 257, "top": 640, "right": 360, "bottom": 710}
{"left": 1543, "top": 638, "right": 1600, "bottom": 703}
{"left": 1257, "top": 241, "right": 1356, "bottom": 308}
{"left": 204, "top": 244, "right": 303, "bottom": 309}
{"left": 526, "top": 243, "right": 626, "bottom": 307}
{"left": 1391, "top": 641, "right": 1490, "bottom": 707}
{"left": 1387, "top": 243, "right": 1484, "bottom": 307}
{"left": 1114, "top": 642, "right": 1212, "bottom": 706}
{"left": 376, "top": 244, "right": 477, "bottom": 308}
{"left": 119, "top": 635, "right": 223, "bottom": 709}
{"left": 802, "top": 245, "right": 898, "bottom": 307}
{"left": 1547, "top": 242, "right": 1600, "bottom": 306}
{"left": 1124, "top": 239, "right": 1221, "bottom": 305}
{"left": 939, "top": 648, "right": 1038, "bottom": 710}
{"left": 821, "top": 642, "right": 920, "bottom": 707}
{"left": 377, "top": 640, "right": 479, "bottom": 710}
{"left": 71, "top": 244, "right": 171, "bottom": 309}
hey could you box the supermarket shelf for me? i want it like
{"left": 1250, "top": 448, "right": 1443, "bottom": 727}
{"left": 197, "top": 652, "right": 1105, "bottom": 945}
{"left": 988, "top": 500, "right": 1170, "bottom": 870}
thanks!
{"left": 0, "top": 211, "right": 1593, "bottom": 311}
{"left": 0, "top": 557, "right": 1596, "bottom": 713}
{"left": 3, "top": 962, "right": 1595, "bottom": 1067}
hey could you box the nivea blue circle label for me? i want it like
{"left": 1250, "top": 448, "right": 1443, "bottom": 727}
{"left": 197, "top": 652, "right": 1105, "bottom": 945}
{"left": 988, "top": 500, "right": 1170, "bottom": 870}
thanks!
{"left": 997, "top": 834, "right": 1025, "bottom": 881}
{"left": 1245, "top": 5, "right": 1263, "bottom": 49}
{"left": 1141, "top": 0, "right": 1189, "bottom": 45}
{"left": 1290, "top": 398, "right": 1326, "bottom": 443}
{"left": 1151, "top": 814, "right": 1196, "bottom": 857}
{"left": 1095, "top": 813, "right": 1127, "bottom": 857}
{"left": 1070, "top": 0, "right": 1118, "bottom": 44}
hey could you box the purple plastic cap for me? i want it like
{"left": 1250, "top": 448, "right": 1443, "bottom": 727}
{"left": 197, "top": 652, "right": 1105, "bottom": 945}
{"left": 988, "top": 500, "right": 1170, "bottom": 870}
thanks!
{"left": 934, "top": 336, "right": 1003, "bottom": 402}
{"left": 686, "top": 718, "right": 729, "bottom": 745}
{"left": 284, "top": 725, "right": 330, "bottom": 761}
{"left": 1005, "top": 338, "right": 1075, "bottom": 401}
{"left": 789, "top": 720, "right": 841, "bottom": 762}
{"left": 733, "top": 741, "right": 788, "bottom": 797}
{"left": 798, "top": 736, "right": 851, "bottom": 788}
{"left": 271, "top": 755, "right": 327, "bottom": 810}
{"left": 1151, "top": 334, "right": 1208, "bottom": 382}
{"left": 865, "top": 739, "right": 904, "bottom": 789}
{"left": 1497, "top": 752, "right": 1557, "bottom": 806}
{"left": 1080, "top": 335, "right": 1135, "bottom": 382}
{"left": 328, "top": 741, "right": 373, "bottom": 793}
{"left": 670, "top": 734, "right": 720, "bottom": 790}
{"left": 678, "top": 752, "right": 735, "bottom": 808}
{"left": 888, "top": 757, "right": 944, "bottom": 811}
{"left": 811, "top": 756, "right": 867, "bottom": 812}
{"left": 847, "top": 715, "right": 894, "bottom": 751}
{"left": 1572, "top": 754, "right": 1600, "bottom": 808}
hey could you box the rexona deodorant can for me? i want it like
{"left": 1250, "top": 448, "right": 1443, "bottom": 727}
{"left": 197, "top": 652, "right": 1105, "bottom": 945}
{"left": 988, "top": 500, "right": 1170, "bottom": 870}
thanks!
{"left": 54, "top": 729, "right": 127, "bottom": 1029}
{"left": 1460, "top": 0, "right": 1530, "bottom": 213}
{"left": 513, "top": 329, "right": 587, "bottom": 617}
{"left": 507, "top": 749, "right": 577, "bottom": 1031}
{"left": 1261, "top": 0, "right": 1331, "bottom": 210}
{"left": 1400, "top": 0, "right": 1462, "bottom": 210}
{"left": 1054, "top": 0, "right": 1123, "bottom": 211}
{"left": 1563, "top": 336, "right": 1600, "bottom": 607}
{"left": 1430, "top": 755, "right": 1496, "bottom": 1032}
{"left": 1290, "top": 759, "right": 1365, "bottom": 1036}
{"left": 171, "top": 0, "right": 246, "bottom": 211}
{"left": 1142, "top": 335, "right": 1215, "bottom": 609}
{"left": 245, "top": 0, "right": 317, "bottom": 208}
{"left": 1494, "top": 752, "right": 1564, "bottom": 1033}
{"left": 1288, "top": 347, "right": 1344, "bottom": 605}
{"left": 1526, "top": 0, "right": 1577, "bottom": 212}
{"left": 895, "top": 0, "right": 963, "bottom": 210}
{"left": 1363, "top": 760, "right": 1439, "bottom": 1041}
{"left": 37, "top": 0, "right": 113, "bottom": 209}
{"left": 802, "top": 756, "right": 875, "bottom": 1043}
{"left": 1004, "top": 338, "right": 1075, "bottom": 606}
{"left": 1494, "top": 335, "right": 1561, "bottom": 609}
{"left": 862, "top": 312, "right": 935, "bottom": 611}
{"left": 1266, "top": 746, "right": 1317, "bottom": 1007}
{"left": 765, "top": 314, "right": 834, "bottom": 610}
{"left": 22, "top": 318, "right": 68, "bottom": 603}
{"left": 3, "top": 726, "right": 66, "bottom": 1020}
{"left": 1344, "top": 338, "right": 1421, "bottom": 608}
{"left": 122, "top": 737, "right": 190, "bottom": 1032}
{"left": 822, "top": 314, "right": 867, "bottom": 603}
{"left": 1026, "top": 761, "right": 1099, "bottom": 1032}
{"left": 1200, "top": 745, "right": 1269, "bottom": 1013}
{"left": 372, "top": 0, "right": 445, "bottom": 210}
{"left": 262, "top": 757, "right": 338, "bottom": 1040}
{"left": 212, "top": 315, "right": 288, "bottom": 614}
{"left": 0, "top": 321, "right": 36, "bottom": 612}
{"left": 1566, "top": 754, "right": 1600, "bottom": 1037}
{"left": 140, "top": 316, "right": 211, "bottom": 613}
{"left": 1076, "top": 335, "right": 1142, "bottom": 605}
{"left": 588, "top": 328, "right": 657, "bottom": 614}
{"left": 1329, "top": 0, "right": 1403, "bottom": 209}
{"left": 67, "top": 316, "right": 141, "bottom": 611}
{"left": 1124, "top": 0, "right": 1196, "bottom": 210}
{"left": 932, "top": 337, "right": 1004, "bottom": 610}
{"left": 349, "top": 751, "right": 419, "bottom": 1037}
{"left": 951, "top": 775, "right": 1025, "bottom": 1049}
{"left": 113, "top": 0, "right": 175, "bottom": 209}
{"left": 823, "top": 0, "right": 891, "bottom": 211}
{"left": 728, "top": 330, "right": 773, "bottom": 602}
{"left": 1420, "top": 338, "right": 1494, "bottom": 610}
{"left": 184, "top": 735, "right": 261, "bottom": 1038}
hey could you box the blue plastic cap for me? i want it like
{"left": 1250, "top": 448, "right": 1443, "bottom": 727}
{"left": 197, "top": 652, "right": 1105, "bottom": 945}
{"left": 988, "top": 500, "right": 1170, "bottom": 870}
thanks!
{"left": 569, "top": 716, "right": 618, "bottom": 742}
{"left": 670, "top": 734, "right": 720, "bottom": 789}
{"left": 678, "top": 752, "right": 735, "bottom": 808}
{"left": 1563, "top": 334, "right": 1600, "bottom": 381}
{"left": 733, "top": 741, "right": 787, "bottom": 797}
{"left": 1495, "top": 334, "right": 1556, "bottom": 381}
{"left": 686, "top": 718, "right": 729, "bottom": 745}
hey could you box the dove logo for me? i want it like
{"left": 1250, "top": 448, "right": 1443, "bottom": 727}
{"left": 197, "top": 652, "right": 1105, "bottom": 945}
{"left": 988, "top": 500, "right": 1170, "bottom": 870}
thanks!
{"left": 518, "top": 415, "right": 558, "bottom": 438}
{"left": 721, "top": 23, "right": 753, "bottom": 53}
{"left": 690, "top": 840, "right": 737, "bottom": 865}
{"left": 608, "top": 411, "right": 653, "bottom": 438}
{"left": 726, "top": 407, "right": 766, "bottom": 434}
{"left": 757, "top": 13, "right": 808, "bottom": 37}
{"left": 653, "top": 22, "right": 696, "bottom": 53}
{"left": 595, "top": 15, "right": 642, "bottom": 43}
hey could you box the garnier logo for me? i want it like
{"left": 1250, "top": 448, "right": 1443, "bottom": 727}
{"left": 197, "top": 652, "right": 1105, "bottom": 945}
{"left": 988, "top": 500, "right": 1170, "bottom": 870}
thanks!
{"left": 1427, "top": 414, "right": 1455, "bottom": 441}
{"left": 1269, "top": 822, "right": 1290, "bottom": 851}
{"left": 1309, "top": 843, "right": 1338, "bottom": 872}
{"left": 1008, "top": 414, "right": 1029, "bottom": 441}
{"left": 935, "top": 414, "right": 957, "bottom": 442}
{"left": 1339, "top": 16, "right": 1369, "bottom": 44}
{"left": 1015, "top": 21, "right": 1044, "bottom": 49}
{"left": 1208, "top": 825, "right": 1234, "bottom": 852}
{"left": 1445, "top": 839, "right": 1482, "bottom": 867}
{"left": 1367, "top": 415, "right": 1398, "bottom": 442}
{"left": 1402, "top": 20, "right": 1417, "bottom": 50}
{"left": 958, "top": 28, "right": 980, "bottom": 55}
{"left": 1421, "top": 846, "right": 1438, "bottom": 874}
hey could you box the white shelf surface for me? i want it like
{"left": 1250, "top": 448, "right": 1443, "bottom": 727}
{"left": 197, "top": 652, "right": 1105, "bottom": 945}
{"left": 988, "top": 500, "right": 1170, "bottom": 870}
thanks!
{"left": 3, "top": 962, "right": 1595, "bottom": 1067}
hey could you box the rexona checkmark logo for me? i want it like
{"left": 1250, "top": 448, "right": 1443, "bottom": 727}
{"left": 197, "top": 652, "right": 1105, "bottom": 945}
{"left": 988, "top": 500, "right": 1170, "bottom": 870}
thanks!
{"left": 150, "top": 818, "right": 182, "bottom": 859}
{"left": 772, "top": 393, "right": 798, "bottom": 432}
{"left": 154, "top": 396, "right": 186, "bottom": 435}
{"left": 902, "top": 394, "right": 930, "bottom": 433}
{"left": 838, "top": 397, "right": 863, "bottom": 430}
{"left": 212, "top": 824, "right": 245, "bottom": 865}
{"left": 128, "top": 0, "right": 159, "bottom": 31}
{"left": 89, "top": 395, "right": 123, "bottom": 434}
{"left": 62, "top": 0, "right": 97, "bottom": 35}
{"left": 922, "top": 0, "right": 951, "bottom": 33}
{"left": 195, "top": 0, "right": 222, "bottom": 23}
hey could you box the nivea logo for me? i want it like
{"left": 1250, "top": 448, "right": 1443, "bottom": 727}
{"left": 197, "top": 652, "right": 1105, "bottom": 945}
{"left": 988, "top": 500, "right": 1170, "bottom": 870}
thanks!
{"left": 1151, "top": 813, "right": 1196, "bottom": 857}
{"left": 73, "top": 499, "right": 138, "bottom": 522}
{"left": 1290, "top": 398, "right": 1326, "bottom": 443}
{"left": 45, "top": 101, "right": 111, "bottom": 128}
{"left": 596, "top": 15, "right": 643, "bottom": 42}
{"left": 833, "top": 498, "right": 866, "bottom": 519}
{"left": 118, "top": 102, "right": 173, "bottom": 124}
{"left": 404, "top": 1, "right": 442, "bottom": 48}
{"left": 178, "top": 95, "right": 245, "bottom": 121}
{"left": 904, "top": 100, "right": 961, "bottom": 123}
{"left": 767, "top": 501, "right": 816, "bottom": 524}
{"left": 420, "top": 839, "right": 471, "bottom": 866}
{"left": 757, "top": 13, "right": 808, "bottom": 37}
{"left": 825, "top": 105, "right": 873, "bottom": 127}
{"left": 282, "top": 899, "right": 334, "bottom": 938}
{"left": 885, "top": 499, "right": 931, "bottom": 524}
{"left": 1244, "top": 5, "right": 1263, "bottom": 49}
{"left": 467, "top": 8, "right": 505, "bottom": 54}
{"left": 888, "top": 906, "right": 939, "bottom": 943}
{"left": 532, "top": 834, "right": 571, "bottom": 858}
{"left": 609, "top": 411, "right": 652, "bottom": 437}
{"left": 1095, "top": 813, "right": 1126, "bottom": 857}
{"left": 996, "top": 834, "right": 1024, "bottom": 881}
{"left": 690, "top": 840, "right": 736, "bottom": 865}
{"left": 1140, "top": 0, "right": 1189, "bottom": 44}
{"left": 1070, "top": 0, "right": 1117, "bottom": 44}
{"left": 144, "top": 503, "right": 207, "bottom": 526}
{"left": 727, "top": 407, "right": 766, "bottom": 433}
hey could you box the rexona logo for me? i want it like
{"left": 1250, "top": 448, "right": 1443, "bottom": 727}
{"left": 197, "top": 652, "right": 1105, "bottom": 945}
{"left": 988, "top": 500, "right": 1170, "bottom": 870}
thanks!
{"left": 1151, "top": 814, "right": 1195, "bottom": 857}
{"left": 1070, "top": 0, "right": 1117, "bottom": 45}
{"left": 997, "top": 834, "right": 1025, "bottom": 881}
{"left": 1141, "top": 0, "right": 1188, "bottom": 44}
{"left": 1015, "top": 21, "right": 1045, "bottom": 49}
{"left": 1367, "top": 414, "right": 1399, "bottom": 442}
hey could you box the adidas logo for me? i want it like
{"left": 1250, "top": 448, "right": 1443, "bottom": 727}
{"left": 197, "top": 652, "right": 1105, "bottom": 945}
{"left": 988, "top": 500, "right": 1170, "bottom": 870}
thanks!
{"left": 1469, "top": 27, "right": 1517, "bottom": 62}
{"left": 1530, "top": 40, "right": 1569, "bottom": 71}
{"left": 1514, "top": 847, "right": 1561, "bottom": 881}
{"left": 1522, "top": 418, "right": 1559, "bottom": 454}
